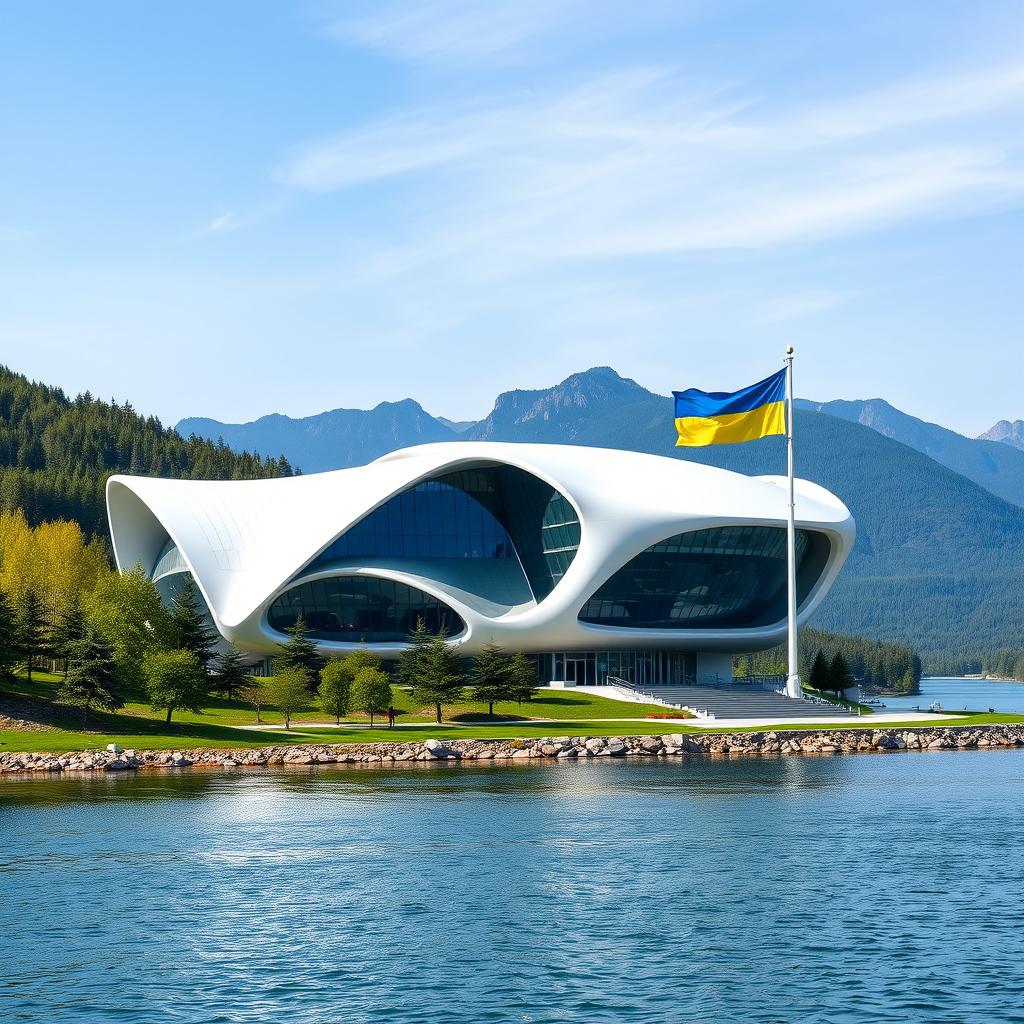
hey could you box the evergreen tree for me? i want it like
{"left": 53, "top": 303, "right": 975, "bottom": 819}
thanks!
{"left": 49, "top": 602, "right": 86, "bottom": 678}
{"left": 170, "top": 576, "right": 218, "bottom": 670}
{"left": 59, "top": 627, "right": 122, "bottom": 724}
{"left": 397, "top": 617, "right": 433, "bottom": 690}
{"left": 0, "top": 363, "right": 291, "bottom": 538}
{"left": 507, "top": 652, "right": 539, "bottom": 704}
{"left": 212, "top": 645, "right": 251, "bottom": 700}
{"left": 350, "top": 666, "right": 393, "bottom": 727}
{"left": 410, "top": 630, "right": 465, "bottom": 724}
{"left": 145, "top": 648, "right": 208, "bottom": 724}
{"left": 273, "top": 616, "right": 323, "bottom": 686}
{"left": 16, "top": 589, "right": 49, "bottom": 681}
{"left": 808, "top": 650, "right": 831, "bottom": 692}
{"left": 471, "top": 640, "right": 513, "bottom": 717}
{"left": 829, "top": 651, "right": 854, "bottom": 695}
{"left": 0, "top": 589, "right": 22, "bottom": 680}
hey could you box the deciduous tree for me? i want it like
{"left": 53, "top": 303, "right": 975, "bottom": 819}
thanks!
{"left": 85, "top": 564, "right": 174, "bottom": 694}
{"left": 145, "top": 648, "right": 208, "bottom": 724}
{"left": 350, "top": 666, "right": 393, "bottom": 727}
{"left": 266, "top": 668, "right": 310, "bottom": 728}
{"left": 318, "top": 660, "right": 353, "bottom": 725}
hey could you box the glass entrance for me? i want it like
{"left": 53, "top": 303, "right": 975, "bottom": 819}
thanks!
{"left": 565, "top": 656, "right": 589, "bottom": 685}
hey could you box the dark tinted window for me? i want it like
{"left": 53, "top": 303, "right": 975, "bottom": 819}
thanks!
{"left": 268, "top": 576, "right": 465, "bottom": 643}
{"left": 309, "top": 466, "right": 580, "bottom": 602}
{"left": 578, "top": 526, "right": 828, "bottom": 629}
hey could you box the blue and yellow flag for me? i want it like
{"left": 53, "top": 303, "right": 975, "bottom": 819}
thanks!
{"left": 673, "top": 369, "right": 787, "bottom": 447}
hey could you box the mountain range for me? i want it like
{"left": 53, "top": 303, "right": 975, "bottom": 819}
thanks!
{"left": 177, "top": 368, "right": 1024, "bottom": 667}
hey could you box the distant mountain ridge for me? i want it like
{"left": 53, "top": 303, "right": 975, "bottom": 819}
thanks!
{"left": 178, "top": 370, "right": 1024, "bottom": 509}
{"left": 177, "top": 367, "right": 1024, "bottom": 664}
{"left": 178, "top": 398, "right": 453, "bottom": 474}
{"left": 979, "top": 419, "right": 1024, "bottom": 451}
{"left": 796, "top": 398, "right": 1024, "bottom": 508}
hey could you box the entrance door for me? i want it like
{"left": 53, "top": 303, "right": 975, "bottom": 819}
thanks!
{"left": 565, "top": 657, "right": 587, "bottom": 686}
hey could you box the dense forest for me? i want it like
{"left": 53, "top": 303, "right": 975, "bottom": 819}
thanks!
{"left": 734, "top": 627, "right": 923, "bottom": 694}
{"left": 0, "top": 365, "right": 292, "bottom": 538}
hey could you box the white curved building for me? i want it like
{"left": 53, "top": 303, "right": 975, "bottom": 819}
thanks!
{"left": 106, "top": 442, "right": 854, "bottom": 688}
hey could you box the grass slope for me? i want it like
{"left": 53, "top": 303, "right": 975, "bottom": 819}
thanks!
{"left": 0, "top": 672, "right": 687, "bottom": 754}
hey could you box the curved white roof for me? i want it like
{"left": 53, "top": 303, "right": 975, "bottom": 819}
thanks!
{"left": 107, "top": 441, "right": 855, "bottom": 657}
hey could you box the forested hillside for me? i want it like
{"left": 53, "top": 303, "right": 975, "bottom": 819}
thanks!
{"left": 0, "top": 366, "right": 292, "bottom": 538}
{"left": 735, "top": 628, "right": 922, "bottom": 694}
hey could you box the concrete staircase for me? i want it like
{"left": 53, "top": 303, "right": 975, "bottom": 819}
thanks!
{"left": 632, "top": 684, "right": 857, "bottom": 720}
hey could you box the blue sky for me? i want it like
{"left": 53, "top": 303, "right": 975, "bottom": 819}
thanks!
{"left": 1, "top": 1, "right": 1022, "bottom": 435}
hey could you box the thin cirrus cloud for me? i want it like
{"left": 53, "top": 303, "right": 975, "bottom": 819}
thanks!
{"left": 274, "top": 61, "right": 1024, "bottom": 275}
{"left": 323, "top": 0, "right": 589, "bottom": 65}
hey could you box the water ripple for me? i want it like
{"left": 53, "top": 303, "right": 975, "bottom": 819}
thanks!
{"left": 2, "top": 752, "right": 1024, "bottom": 1023}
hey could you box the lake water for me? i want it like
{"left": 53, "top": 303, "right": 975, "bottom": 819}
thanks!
{"left": 882, "top": 676, "right": 1024, "bottom": 714}
{"left": 3, "top": 755, "right": 1024, "bottom": 1023}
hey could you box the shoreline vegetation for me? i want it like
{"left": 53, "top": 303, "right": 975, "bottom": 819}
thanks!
{"left": 3, "top": 722, "right": 1024, "bottom": 774}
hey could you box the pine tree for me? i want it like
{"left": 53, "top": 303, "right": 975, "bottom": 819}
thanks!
{"left": 16, "top": 589, "right": 49, "bottom": 681}
{"left": 50, "top": 603, "right": 86, "bottom": 678}
{"left": 59, "top": 627, "right": 122, "bottom": 724}
{"left": 507, "top": 652, "right": 539, "bottom": 705}
{"left": 397, "top": 616, "right": 433, "bottom": 690}
{"left": 0, "top": 589, "right": 22, "bottom": 680}
{"left": 808, "top": 650, "right": 830, "bottom": 692}
{"left": 273, "top": 616, "right": 323, "bottom": 686}
{"left": 170, "top": 576, "right": 218, "bottom": 670}
{"left": 471, "top": 640, "right": 512, "bottom": 718}
{"left": 410, "top": 630, "right": 465, "bottom": 724}
{"left": 829, "top": 651, "right": 854, "bottom": 695}
{"left": 212, "top": 645, "right": 251, "bottom": 701}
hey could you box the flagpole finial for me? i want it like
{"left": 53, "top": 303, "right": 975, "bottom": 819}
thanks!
{"left": 786, "top": 345, "right": 794, "bottom": 355}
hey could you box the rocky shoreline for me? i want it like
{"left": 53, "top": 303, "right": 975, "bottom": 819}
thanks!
{"left": 3, "top": 722, "right": 1024, "bottom": 774}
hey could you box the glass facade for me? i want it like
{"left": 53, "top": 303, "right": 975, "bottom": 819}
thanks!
{"left": 578, "top": 526, "right": 829, "bottom": 630}
{"left": 267, "top": 576, "right": 465, "bottom": 643}
{"left": 538, "top": 650, "right": 697, "bottom": 686}
{"left": 315, "top": 474, "right": 513, "bottom": 562}
{"left": 308, "top": 466, "right": 580, "bottom": 603}
{"left": 152, "top": 537, "right": 188, "bottom": 580}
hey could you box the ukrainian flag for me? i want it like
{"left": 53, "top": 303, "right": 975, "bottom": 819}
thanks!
{"left": 673, "top": 368, "right": 787, "bottom": 447}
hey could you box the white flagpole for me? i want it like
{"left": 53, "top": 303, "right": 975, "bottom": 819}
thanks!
{"left": 785, "top": 345, "right": 801, "bottom": 699}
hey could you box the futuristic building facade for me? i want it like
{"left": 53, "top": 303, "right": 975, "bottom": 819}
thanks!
{"left": 106, "top": 442, "right": 854, "bottom": 688}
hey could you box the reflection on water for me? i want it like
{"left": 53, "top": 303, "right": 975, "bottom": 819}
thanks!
{"left": 3, "top": 755, "right": 1024, "bottom": 1023}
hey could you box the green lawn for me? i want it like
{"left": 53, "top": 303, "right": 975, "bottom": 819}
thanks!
{"left": 3, "top": 671, "right": 1021, "bottom": 756}
{"left": 0, "top": 671, "right": 688, "bottom": 753}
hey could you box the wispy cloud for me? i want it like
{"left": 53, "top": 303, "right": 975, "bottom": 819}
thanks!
{"left": 276, "top": 61, "right": 1024, "bottom": 273}
{"left": 324, "top": 0, "right": 587, "bottom": 65}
